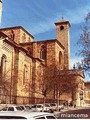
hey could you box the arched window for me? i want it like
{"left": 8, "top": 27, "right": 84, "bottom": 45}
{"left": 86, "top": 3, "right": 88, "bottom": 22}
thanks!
{"left": 23, "top": 64, "right": 27, "bottom": 84}
{"left": 60, "top": 25, "right": 64, "bottom": 30}
{"left": 40, "top": 45, "right": 46, "bottom": 60}
{"left": 59, "top": 51, "right": 62, "bottom": 65}
{"left": 1, "top": 54, "right": 7, "bottom": 77}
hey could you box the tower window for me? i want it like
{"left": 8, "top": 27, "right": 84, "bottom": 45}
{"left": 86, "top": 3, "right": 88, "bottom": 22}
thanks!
{"left": 60, "top": 26, "right": 64, "bottom": 30}
{"left": 59, "top": 51, "right": 62, "bottom": 64}
{"left": 40, "top": 45, "right": 46, "bottom": 60}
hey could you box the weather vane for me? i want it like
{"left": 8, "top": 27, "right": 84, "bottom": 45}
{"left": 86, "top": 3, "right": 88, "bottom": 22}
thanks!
{"left": 61, "top": 14, "right": 64, "bottom": 20}
{"left": 62, "top": 16, "right": 64, "bottom": 20}
{"left": 62, "top": 15, "right": 64, "bottom": 20}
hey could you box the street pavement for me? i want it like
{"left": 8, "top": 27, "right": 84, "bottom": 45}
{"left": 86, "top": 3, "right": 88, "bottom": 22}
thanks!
{"left": 54, "top": 107, "right": 90, "bottom": 119}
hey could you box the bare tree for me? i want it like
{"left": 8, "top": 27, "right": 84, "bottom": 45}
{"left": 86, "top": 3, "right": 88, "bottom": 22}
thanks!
{"left": 77, "top": 12, "right": 90, "bottom": 76}
{"left": 43, "top": 65, "right": 83, "bottom": 109}
{"left": 0, "top": 69, "right": 11, "bottom": 104}
{"left": 60, "top": 70, "right": 80, "bottom": 103}
{"left": 21, "top": 64, "right": 82, "bottom": 108}
{"left": 0, "top": 68, "right": 24, "bottom": 104}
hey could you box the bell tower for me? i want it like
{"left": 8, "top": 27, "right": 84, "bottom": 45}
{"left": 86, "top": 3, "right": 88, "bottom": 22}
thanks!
{"left": 0, "top": 0, "right": 2, "bottom": 23}
{"left": 55, "top": 19, "right": 70, "bottom": 69}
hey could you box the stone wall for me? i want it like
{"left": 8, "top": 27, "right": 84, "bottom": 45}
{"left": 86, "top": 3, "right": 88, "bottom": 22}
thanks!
{"left": 32, "top": 59, "right": 44, "bottom": 102}
{"left": 32, "top": 40, "right": 56, "bottom": 66}
{"left": 16, "top": 50, "right": 33, "bottom": 104}
{"left": 0, "top": 26, "right": 34, "bottom": 44}
{"left": 0, "top": 39, "right": 14, "bottom": 104}
{"left": 55, "top": 20, "right": 70, "bottom": 69}
{"left": 84, "top": 82, "right": 90, "bottom": 106}
{"left": 55, "top": 42, "right": 64, "bottom": 69}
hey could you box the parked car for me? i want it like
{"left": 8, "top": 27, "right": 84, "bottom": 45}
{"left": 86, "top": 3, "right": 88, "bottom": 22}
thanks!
{"left": 0, "top": 105, "right": 23, "bottom": 112}
{"left": 0, "top": 104, "right": 7, "bottom": 110}
{"left": 31, "top": 104, "right": 45, "bottom": 112}
{"left": 31, "top": 104, "right": 53, "bottom": 112}
{"left": 58, "top": 104, "right": 64, "bottom": 110}
{"left": 19, "top": 105, "right": 32, "bottom": 111}
{"left": 49, "top": 103, "right": 64, "bottom": 111}
{"left": 49, "top": 103, "right": 57, "bottom": 111}
{"left": 0, "top": 111, "right": 57, "bottom": 119}
{"left": 44, "top": 104, "right": 53, "bottom": 113}
{"left": 31, "top": 104, "right": 38, "bottom": 111}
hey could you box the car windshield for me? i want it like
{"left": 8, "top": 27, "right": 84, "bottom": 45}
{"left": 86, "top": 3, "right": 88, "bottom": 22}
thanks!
{"left": 31, "top": 105, "right": 36, "bottom": 108}
{"left": 25, "top": 106, "right": 31, "bottom": 110}
{"left": 0, "top": 107, "right": 8, "bottom": 111}
{"left": 50, "top": 103, "right": 56, "bottom": 106}
{"left": 37, "top": 105, "right": 42, "bottom": 108}
{"left": 16, "top": 107, "right": 23, "bottom": 111}
{"left": 19, "top": 106, "right": 25, "bottom": 110}
{"left": 46, "top": 115, "right": 56, "bottom": 119}
{"left": 45, "top": 104, "right": 50, "bottom": 107}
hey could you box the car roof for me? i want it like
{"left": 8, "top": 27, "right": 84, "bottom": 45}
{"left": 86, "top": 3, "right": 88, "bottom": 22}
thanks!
{"left": 0, "top": 111, "right": 53, "bottom": 118}
{"left": 4, "top": 104, "right": 19, "bottom": 107}
{"left": 36, "top": 104, "right": 43, "bottom": 105}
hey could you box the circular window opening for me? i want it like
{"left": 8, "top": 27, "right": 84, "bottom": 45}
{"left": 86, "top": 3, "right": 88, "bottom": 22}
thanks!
{"left": 60, "top": 26, "right": 64, "bottom": 30}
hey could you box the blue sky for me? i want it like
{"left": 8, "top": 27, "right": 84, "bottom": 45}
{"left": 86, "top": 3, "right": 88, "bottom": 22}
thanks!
{"left": 1, "top": 0, "right": 90, "bottom": 80}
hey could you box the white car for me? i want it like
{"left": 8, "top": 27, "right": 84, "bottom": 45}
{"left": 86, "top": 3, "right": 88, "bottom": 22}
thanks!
{"left": 0, "top": 111, "right": 57, "bottom": 119}
{"left": 49, "top": 103, "right": 57, "bottom": 111}
{"left": 44, "top": 104, "right": 53, "bottom": 112}
{"left": 31, "top": 104, "right": 44, "bottom": 112}
{"left": 58, "top": 104, "right": 64, "bottom": 110}
{"left": 31, "top": 104, "right": 53, "bottom": 112}
{"left": 19, "top": 105, "right": 32, "bottom": 111}
{"left": 0, "top": 105, "right": 23, "bottom": 111}
{"left": 49, "top": 103, "right": 64, "bottom": 111}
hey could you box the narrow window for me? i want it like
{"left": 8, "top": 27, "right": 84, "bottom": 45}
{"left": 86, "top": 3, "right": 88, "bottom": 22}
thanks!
{"left": 0, "top": 55, "right": 7, "bottom": 103}
{"left": 1, "top": 54, "right": 7, "bottom": 78}
{"left": 59, "top": 51, "right": 62, "bottom": 65}
{"left": 23, "top": 64, "right": 27, "bottom": 84}
{"left": 40, "top": 45, "right": 46, "bottom": 60}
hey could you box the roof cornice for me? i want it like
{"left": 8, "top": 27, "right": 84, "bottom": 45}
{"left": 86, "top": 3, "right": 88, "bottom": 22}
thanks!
{"left": 0, "top": 26, "right": 34, "bottom": 39}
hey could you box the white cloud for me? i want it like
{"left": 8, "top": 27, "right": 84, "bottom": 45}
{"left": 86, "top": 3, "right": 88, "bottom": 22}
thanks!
{"left": 30, "top": 3, "right": 90, "bottom": 35}
{"left": 64, "top": 5, "right": 90, "bottom": 24}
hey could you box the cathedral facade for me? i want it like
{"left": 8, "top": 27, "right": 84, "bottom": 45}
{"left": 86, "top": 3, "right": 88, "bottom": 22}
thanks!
{"left": 0, "top": 0, "right": 86, "bottom": 106}
{"left": 0, "top": 19, "right": 85, "bottom": 106}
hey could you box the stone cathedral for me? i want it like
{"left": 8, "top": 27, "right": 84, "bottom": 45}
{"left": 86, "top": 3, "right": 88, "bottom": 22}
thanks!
{"left": 0, "top": 0, "right": 89, "bottom": 107}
